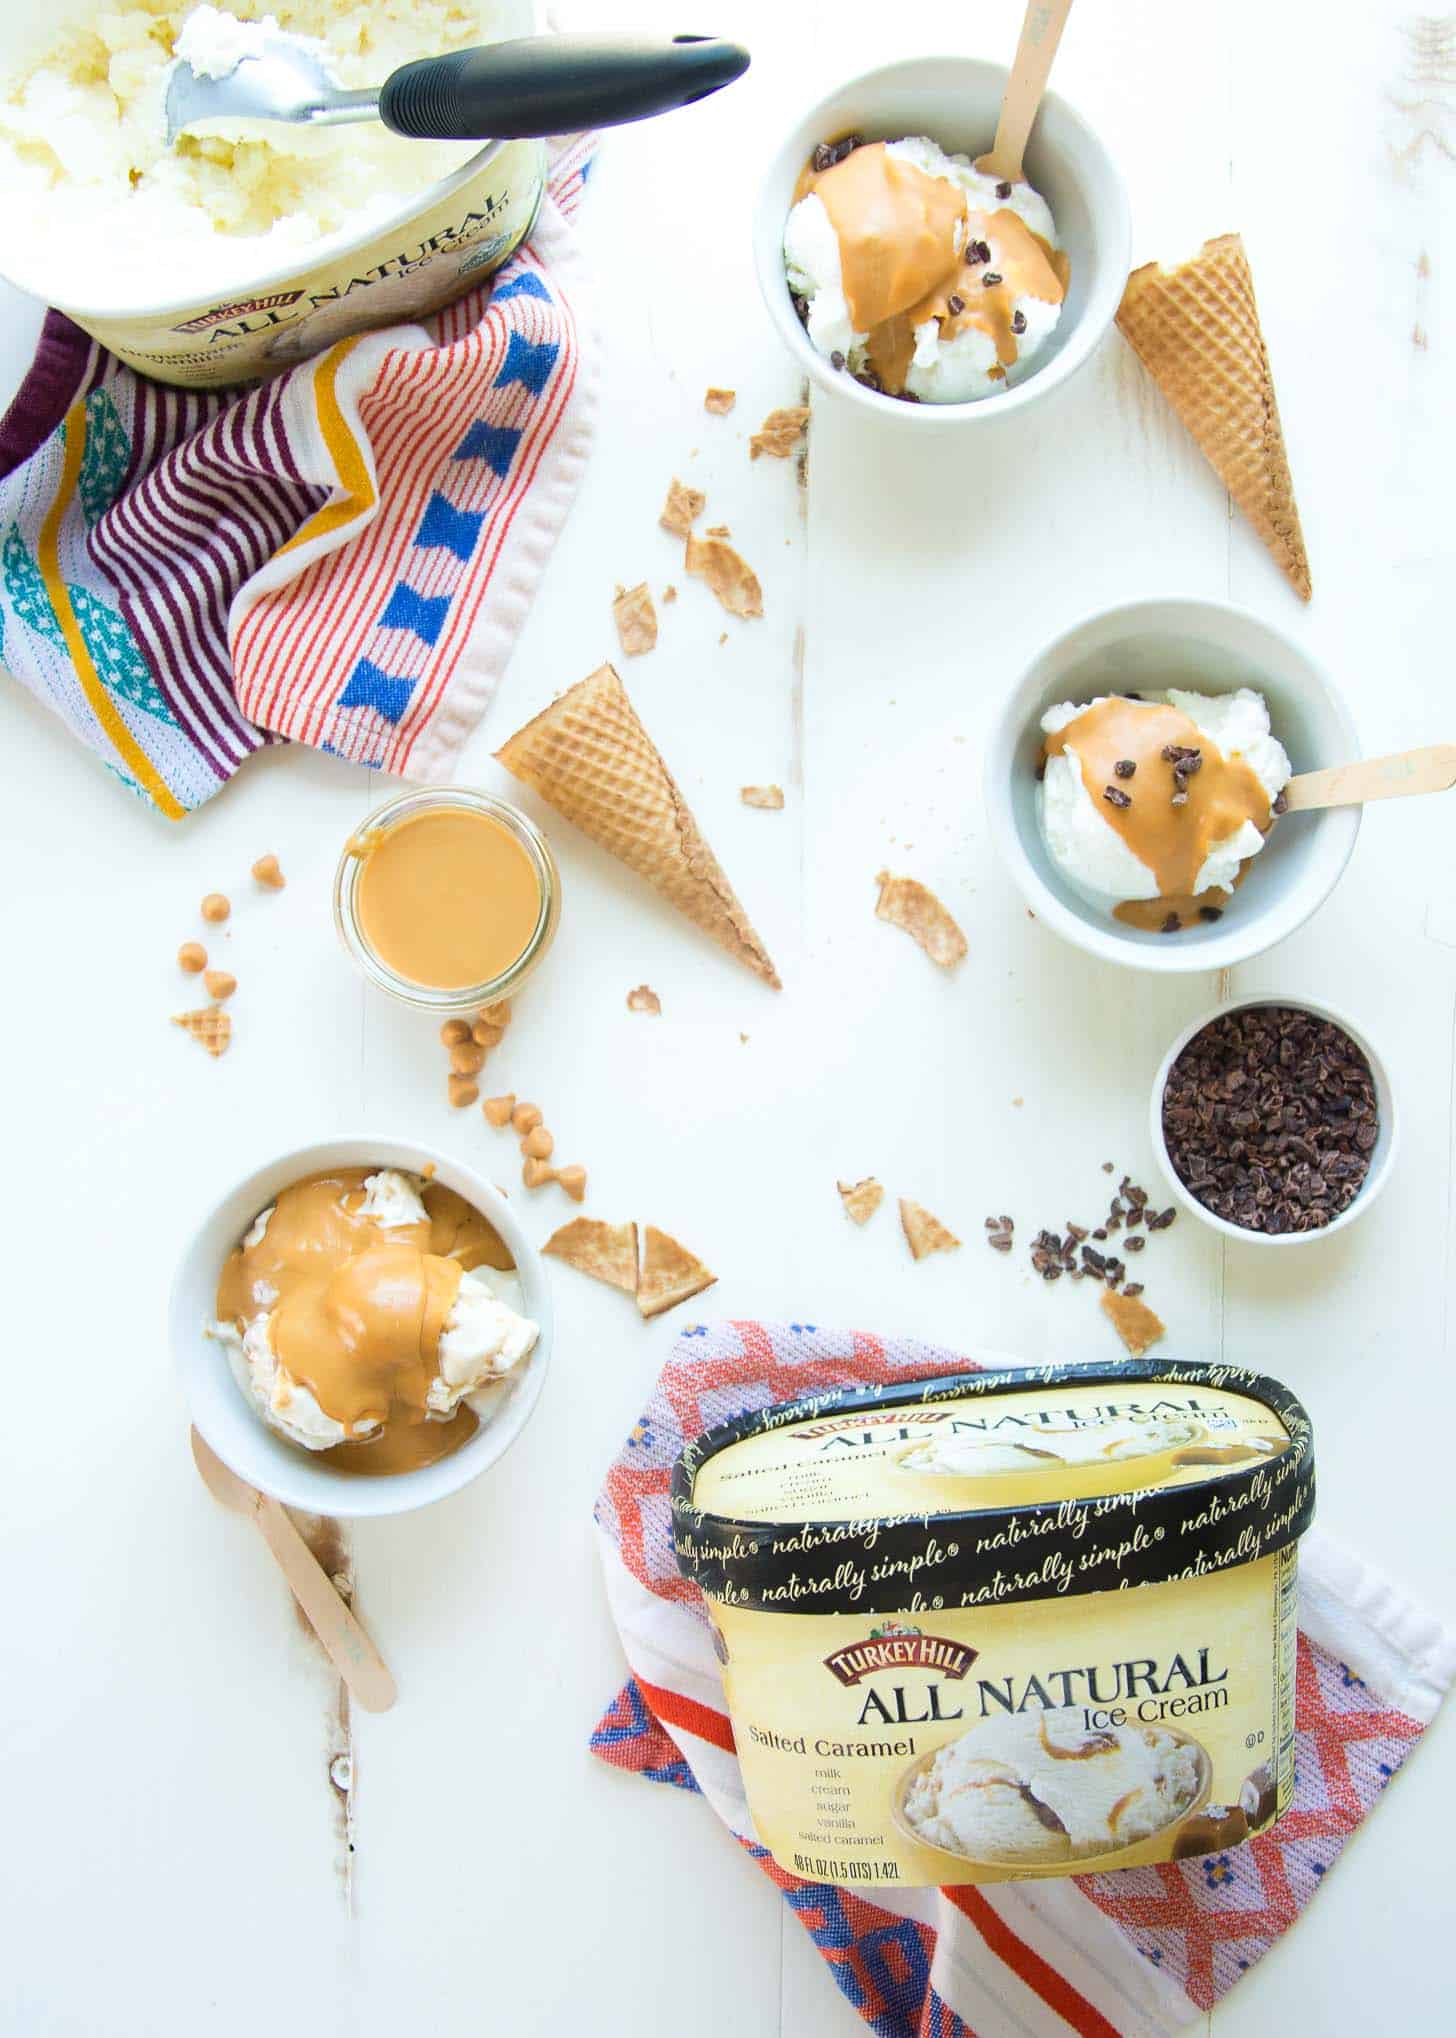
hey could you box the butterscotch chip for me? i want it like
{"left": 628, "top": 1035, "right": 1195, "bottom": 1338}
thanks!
{"left": 627, "top": 984, "right": 662, "bottom": 1015}
{"left": 749, "top": 405, "right": 810, "bottom": 459}
{"left": 659, "top": 477, "right": 706, "bottom": 538}
{"left": 685, "top": 533, "right": 764, "bottom": 619}
{"left": 204, "top": 970, "right": 236, "bottom": 1002}
{"left": 479, "top": 1001, "right": 512, "bottom": 1028}
{"left": 522, "top": 1125, "right": 554, "bottom": 1161}
{"left": 838, "top": 1178, "right": 884, "bottom": 1226}
{"left": 555, "top": 1164, "right": 587, "bottom": 1202}
{"left": 201, "top": 893, "right": 230, "bottom": 924}
{"left": 522, "top": 1156, "right": 555, "bottom": 1189}
{"left": 638, "top": 1225, "right": 716, "bottom": 1319}
{"left": 613, "top": 581, "right": 658, "bottom": 657}
{"left": 482, "top": 1094, "right": 516, "bottom": 1128}
{"left": 440, "top": 1019, "right": 472, "bottom": 1046}
{"left": 899, "top": 1198, "right": 960, "bottom": 1261}
{"left": 544, "top": 1217, "right": 639, "bottom": 1294}
{"left": 1101, "top": 1287, "right": 1167, "bottom": 1356}
{"left": 447, "top": 1074, "right": 479, "bottom": 1109}
{"left": 251, "top": 855, "right": 286, "bottom": 889}
{"left": 704, "top": 388, "right": 736, "bottom": 414}
{"left": 172, "top": 1006, "right": 231, "bottom": 1057}
{"left": 511, "top": 1101, "right": 543, "bottom": 1134}
{"left": 450, "top": 1042, "right": 486, "bottom": 1076}
{"left": 178, "top": 941, "right": 207, "bottom": 973}
{"left": 875, "top": 871, "right": 968, "bottom": 970}
{"left": 740, "top": 785, "right": 784, "bottom": 810}
{"left": 473, "top": 1021, "right": 505, "bottom": 1050}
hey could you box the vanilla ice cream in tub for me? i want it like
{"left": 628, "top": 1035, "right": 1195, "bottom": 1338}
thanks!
{"left": 0, "top": 0, "right": 545, "bottom": 387}
{"left": 673, "top": 1358, "right": 1313, "bottom": 1886}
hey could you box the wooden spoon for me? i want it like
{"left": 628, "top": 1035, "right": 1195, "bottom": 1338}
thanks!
{"left": 977, "top": 0, "right": 1078, "bottom": 185}
{"left": 1281, "top": 744, "right": 1456, "bottom": 812}
{"left": 191, "top": 1428, "right": 397, "bottom": 1713}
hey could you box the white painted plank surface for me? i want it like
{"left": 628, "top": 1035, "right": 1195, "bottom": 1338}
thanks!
{"left": 2, "top": 2, "right": 1453, "bottom": 2034}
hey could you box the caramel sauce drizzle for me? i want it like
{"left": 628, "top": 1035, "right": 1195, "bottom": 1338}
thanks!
{"left": 1042, "top": 698, "right": 1272, "bottom": 931}
{"left": 795, "top": 142, "right": 1068, "bottom": 395}
{"left": 215, "top": 1170, "right": 515, "bottom": 1474}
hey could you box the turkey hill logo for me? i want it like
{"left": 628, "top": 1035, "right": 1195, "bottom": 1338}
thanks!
{"left": 823, "top": 1621, "right": 978, "bottom": 1688}
{"left": 172, "top": 290, "right": 304, "bottom": 334}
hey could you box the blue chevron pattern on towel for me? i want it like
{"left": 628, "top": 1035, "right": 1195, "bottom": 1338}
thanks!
{"left": 495, "top": 330, "right": 559, "bottom": 396}
{"left": 379, "top": 582, "right": 449, "bottom": 645}
{"left": 452, "top": 420, "right": 522, "bottom": 477}
{"left": 414, "top": 491, "right": 486, "bottom": 561}
{"left": 491, "top": 271, "right": 552, "bottom": 304}
{"left": 338, "top": 657, "right": 415, "bottom": 724}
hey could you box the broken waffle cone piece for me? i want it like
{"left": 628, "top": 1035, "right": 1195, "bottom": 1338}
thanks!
{"left": 612, "top": 581, "right": 658, "bottom": 657}
{"left": 627, "top": 984, "right": 661, "bottom": 1014}
{"left": 838, "top": 1178, "right": 884, "bottom": 1226}
{"left": 1116, "top": 235, "right": 1311, "bottom": 600}
{"left": 875, "top": 872, "right": 967, "bottom": 969}
{"left": 497, "top": 665, "right": 780, "bottom": 987}
{"left": 684, "top": 533, "right": 763, "bottom": 619}
{"left": 1101, "top": 1286, "right": 1167, "bottom": 1357}
{"left": 638, "top": 1225, "right": 716, "bottom": 1319}
{"left": 899, "top": 1198, "right": 960, "bottom": 1261}
{"left": 659, "top": 477, "right": 706, "bottom": 538}
{"left": 741, "top": 785, "right": 784, "bottom": 810}
{"left": 704, "top": 387, "right": 736, "bottom": 415}
{"left": 544, "top": 1217, "right": 639, "bottom": 1295}
{"left": 172, "top": 1005, "right": 231, "bottom": 1057}
{"left": 750, "top": 406, "right": 809, "bottom": 460}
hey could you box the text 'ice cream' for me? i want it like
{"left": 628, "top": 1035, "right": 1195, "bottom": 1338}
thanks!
{"left": 1038, "top": 688, "right": 1292, "bottom": 932}
{"left": 902, "top": 1707, "right": 1204, "bottom": 1864}
{"left": 210, "top": 1167, "right": 537, "bottom": 1474}
{"left": 783, "top": 136, "right": 1068, "bottom": 402}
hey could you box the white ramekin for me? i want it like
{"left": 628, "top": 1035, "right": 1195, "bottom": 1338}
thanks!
{"left": 753, "top": 54, "right": 1130, "bottom": 423}
{"left": 984, "top": 596, "right": 1363, "bottom": 973}
{"left": 1149, "top": 996, "right": 1397, "bottom": 1245}
{"left": 171, "top": 1135, "right": 553, "bottom": 1516}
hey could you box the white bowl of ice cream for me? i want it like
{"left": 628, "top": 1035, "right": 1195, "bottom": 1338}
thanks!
{"left": 986, "top": 597, "right": 1362, "bottom": 971}
{"left": 0, "top": 0, "right": 545, "bottom": 387}
{"left": 753, "top": 55, "right": 1130, "bottom": 418}
{"left": 171, "top": 1135, "right": 552, "bottom": 1515}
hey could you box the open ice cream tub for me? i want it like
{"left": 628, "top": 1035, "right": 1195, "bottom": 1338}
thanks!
{"left": 672, "top": 1358, "right": 1314, "bottom": 1886}
{"left": 0, "top": 0, "right": 545, "bottom": 388}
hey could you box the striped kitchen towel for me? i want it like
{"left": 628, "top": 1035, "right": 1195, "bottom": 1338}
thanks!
{"left": 591, "top": 1322, "right": 1455, "bottom": 2038}
{"left": 0, "top": 137, "right": 597, "bottom": 819}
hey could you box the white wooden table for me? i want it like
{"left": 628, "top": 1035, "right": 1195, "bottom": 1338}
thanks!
{"left": 3, "top": 1, "right": 1453, "bottom": 2031}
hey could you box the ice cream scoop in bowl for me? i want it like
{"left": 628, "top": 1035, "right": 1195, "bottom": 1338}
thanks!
{"left": 985, "top": 597, "right": 1363, "bottom": 972}
{"left": 753, "top": 50, "right": 1129, "bottom": 421}
{"left": 172, "top": 1135, "right": 553, "bottom": 1517}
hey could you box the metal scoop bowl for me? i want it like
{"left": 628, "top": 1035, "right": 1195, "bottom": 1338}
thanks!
{"left": 165, "top": 28, "right": 749, "bottom": 147}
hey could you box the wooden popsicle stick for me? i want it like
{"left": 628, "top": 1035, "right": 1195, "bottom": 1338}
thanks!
{"left": 976, "top": 0, "right": 1078, "bottom": 184}
{"left": 1281, "top": 744, "right": 1456, "bottom": 812}
{"left": 251, "top": 1495, "right": 398, "bottom": 1712}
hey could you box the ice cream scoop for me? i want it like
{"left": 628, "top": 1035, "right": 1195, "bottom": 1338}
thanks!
{"left": 783, "top": 135, "right": 1068, "bottom": 402}
{"left": 210, "top": 1167, "right": 538, "bottom": 1473}
{"left": 1038, "top": 688, "right": 1292, "bottom": 933}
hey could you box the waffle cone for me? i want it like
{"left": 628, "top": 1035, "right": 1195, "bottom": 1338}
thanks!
{"left": 1117, "top": 235, "right": 1311, "bottom": 600}
{"left": 497, "top": 665, "right": 780, "bottom": 988}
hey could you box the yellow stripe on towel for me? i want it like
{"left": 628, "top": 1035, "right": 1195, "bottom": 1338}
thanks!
{"left": 278, "top": 333, "right": 377, "bottom": 557}
{"left": 41, "top": 404, "right": 186, "bottom": 821}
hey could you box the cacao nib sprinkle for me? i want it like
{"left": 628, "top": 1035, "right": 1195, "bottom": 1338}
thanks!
{"left": 1104, "top": 785, "right": 1132, "bottom": 809}
{"left": 982, "top": 271, "right": 1004, "bottom": 287}
{"left": 996, "top": 181, "right": 1013, "bottom": 199}
{"left": 1114, "top": 759, "right": 1136, "bottom": 778}
{"left": 1011, "top": 309, "right": 1027, "bottom": 335}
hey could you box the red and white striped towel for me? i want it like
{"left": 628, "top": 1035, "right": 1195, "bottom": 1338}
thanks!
{"left": 590, "top": 1321, "right": 1454, "bottom": 2038}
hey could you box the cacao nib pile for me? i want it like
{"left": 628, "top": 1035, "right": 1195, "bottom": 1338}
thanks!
{"left": 1161, "top": 1006, "right": 1378, "bottom": 1234}
{"left": 984, "top": 1165, "right": 1175, "bottom": 1298}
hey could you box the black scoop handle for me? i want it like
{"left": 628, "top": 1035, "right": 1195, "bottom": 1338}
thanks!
{"left": 379, "top": 33, "right": 750, "bottom": 141}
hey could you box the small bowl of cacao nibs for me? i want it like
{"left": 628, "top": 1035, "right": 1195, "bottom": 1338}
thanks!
{"left": 1150, "top": 999, "right": 1397, "bottom": 1243}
